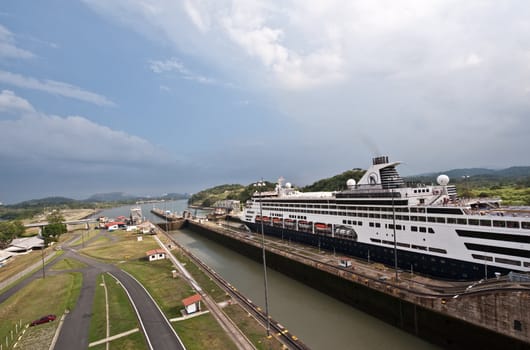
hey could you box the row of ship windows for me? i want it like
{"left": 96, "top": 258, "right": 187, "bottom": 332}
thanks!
{"left": 342, "top": 219, "right": 436, "bottom": 234}
{"left": 472, "top": 254, "right": 530, "bottom": 268}
{"left": 288, "top": 215, "right": 307, "bottom": 220}
{"left": 369, "top": 238, "right": 447, "bottom": 254}
{"left": 263, "top": 203, "right": 412, "bottom": 212}
{"left": 267, "top": 208, "right": 529, "bottom": 229}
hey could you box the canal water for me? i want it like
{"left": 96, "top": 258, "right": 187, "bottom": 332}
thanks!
{"left": 96, "top": 201, "right": 438, "bottom": 350}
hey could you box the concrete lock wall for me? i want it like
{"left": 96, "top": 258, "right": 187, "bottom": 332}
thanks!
{"left": 186, "top": 221, "right": 530, "bottom": 350}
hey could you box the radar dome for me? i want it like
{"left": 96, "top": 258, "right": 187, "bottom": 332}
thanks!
{"left": 437, "top": 174, "right": 450, "bottom": 186}
{"left": 285, "top": 182, "right": 292, "bottom": 189}
{"left": 346, "top": 179, "right": 356, "bottom": 189}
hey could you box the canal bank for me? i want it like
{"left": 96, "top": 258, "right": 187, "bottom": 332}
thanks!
{"left": 185, "top": 220, "right": 530, "bottom": 350}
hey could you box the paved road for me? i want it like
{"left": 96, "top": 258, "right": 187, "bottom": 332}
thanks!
{"left": 0, "top": 230, "right": 185, "bottom": 350}
{"left": 54, "top": 245, "right": 185, "bottom": 350}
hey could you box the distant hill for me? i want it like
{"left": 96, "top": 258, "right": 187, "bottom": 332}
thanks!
{"left": 85, "top": 192, "right": 189, "bottom": 202}
{"left": 9, "top": 196, "right": 78, "bottom": 209}
{"left": 302, "top": 169, "right": 365, "bottom": 192}
{"left": 418, "top": 166, "right": 530, "bottom": 180}
{"left": 188, "top": 183, "right": 276, "bottom": 207}
{"left": 0, "top": 191, "right": 191, "bottom": 220}
{"left": 85, "top": 192, "right": 138, "bottom": 202}
{"left": 161, "top": 193, "right": 190, "bottom": 200}
{"left": 187, "top": 165, "right": 530, "bottom": 208}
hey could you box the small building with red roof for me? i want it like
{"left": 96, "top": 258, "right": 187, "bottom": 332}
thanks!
{"left": 145, "top": 249, "right": 166, "bottom": 262}
{"left": 182, "top": 294, "right": 202, "bottom": 314}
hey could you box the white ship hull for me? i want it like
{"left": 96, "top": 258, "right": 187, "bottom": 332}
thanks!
{"left": 242, "top": 156, "right": 530, "bottom": 280}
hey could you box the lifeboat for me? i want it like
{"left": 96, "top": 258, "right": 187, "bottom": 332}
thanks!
{"left": 298, "top": 221, "right": 312, "bottom": 231}
{"left": 272, "top": 217, "right": 283, "bottom": 227}
{"left": 284, "top": 219, "right": 295, "bottom": 227}
{"left": 315, "top": 223, "right": 331, "bottom": 232}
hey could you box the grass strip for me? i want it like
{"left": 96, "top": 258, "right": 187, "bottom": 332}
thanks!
{"left": 89, "top": 273, "right": 147, "bottom": 348}
{"left": 223, "top": 304, "right": 284, "bottom": 350}
{"left": 89, "top": 274, "right": 107, "bottom": 342}
{"left": 80, "top": 234, "right": 158, "bottom": 262}
{"left": 50, "top": 258, "right": 87, "bottom": 271}
{"left": 172, "top": 313, "right": 238, "bottom": 350}
{"left": 171, "top": 250, "right": 229, "bottom": 303}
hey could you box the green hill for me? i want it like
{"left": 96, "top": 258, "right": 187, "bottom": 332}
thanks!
{"left": 302, "top": 169, "right": 366, "bottom": 192}
{"left": 188, "top": 182, "right": 276, "bottom": 207}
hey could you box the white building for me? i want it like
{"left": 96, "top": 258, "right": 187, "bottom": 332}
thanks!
{"left": 6, "top": 237, "right": 45, "bottom": 254}
{"left": 145, "top": 249, "right": 166, "bottom": 262}
{"left": 182, "top": 294, "right": 202, "bottom": 314}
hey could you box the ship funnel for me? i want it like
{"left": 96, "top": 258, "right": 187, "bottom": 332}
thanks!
{"left": 372, "top": 156, "right": 389, "bottom": 165}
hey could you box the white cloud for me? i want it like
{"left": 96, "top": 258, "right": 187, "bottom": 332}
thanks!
{"left": 83, "top": 0, "right": 530, "bottom": 171}
{"left": 0, "top": 90, "right": 35, "bottom": 113}
{"left": 184, "top": 0, "right": 210, "bottom": 32}
{"left": 149, "top": 58, "right": 215, "bottom": 84}
{"left": 0, "top": 24, "right": 34, "bottom": 59}
{"left": 0, "top": 70, "right": 115, "bottom": 107}
{"left": 0, "top": 91, "right": 165, "bottom": 165}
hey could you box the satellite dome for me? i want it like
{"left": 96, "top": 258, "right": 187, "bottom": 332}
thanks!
{"left": 437, "top": 174, "right": 450, "bottom": 186}
{"left": 346, "top": 179, "right": 356, "bottom": 189}
{"left": 285, "top": 182, "right": 292, "bottom": 189}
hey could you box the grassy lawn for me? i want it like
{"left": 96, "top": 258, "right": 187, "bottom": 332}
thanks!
{"left": 50, "top": 258, "right": 87, "bottom": 271}
{"left": 121, "top": 259, "right": 195, "bottom": 318}
{"left": 121, "top": 260, "right": 239, "bottom": 349}
{"left": 172, "top": 250, "right": 229, "bottom": 303}
{"left": 85, "top": 235, "right": 112, "bottom": 247}
{"left": 89, "top": 274, "right": 147, "bottom": 348}
{"left": 89, "top": 274, "right": 106, "bottom": 343}
{"left": 223, "top": 304, "right": 284, "bottom": 350}
{"left": 80, "top": 233, "right": 159, "bottom": 262}
{"left": 0, "top": 249, "right": 61, "bottom": 293}
{"left": 0, "top": 272, "right": 82, "bottom": 346}
{"left": 69, "top": 229, "right": 103, "bottom": 247}
{"left": 173, "top": 313, "right": 238, "bottom": 350}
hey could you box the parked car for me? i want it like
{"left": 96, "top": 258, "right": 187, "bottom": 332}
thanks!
{"left": 30, "top": 314, "right": 56, "bottom": 326}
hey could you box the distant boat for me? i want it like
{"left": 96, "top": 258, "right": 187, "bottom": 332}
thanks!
{"left": 150, "top": 208, "right": 185, "bottom": 229}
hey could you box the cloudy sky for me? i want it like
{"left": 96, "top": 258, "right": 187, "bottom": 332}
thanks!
{"left": 1, "top": 1, "right": 529, "bottom": 204}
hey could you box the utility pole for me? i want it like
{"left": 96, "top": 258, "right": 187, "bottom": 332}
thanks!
{"left": 254, "top": 180, "right": 270, "bottom": 337}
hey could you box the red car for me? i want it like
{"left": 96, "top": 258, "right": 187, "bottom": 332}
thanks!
{"left": 30, "top": 314, "right": 56, "bottom": 326}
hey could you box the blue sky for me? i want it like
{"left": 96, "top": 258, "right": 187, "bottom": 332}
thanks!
{"left": 1, "top": 1, "right": 529, "bottom": 204}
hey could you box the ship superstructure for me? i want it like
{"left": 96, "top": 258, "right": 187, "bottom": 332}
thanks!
{"left": 242, "top": 156, "right": 530, "bottom": 280}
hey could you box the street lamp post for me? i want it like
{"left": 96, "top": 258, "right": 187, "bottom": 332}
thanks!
{"left": 254, "top": 180, "right": 271, "bottom": 337}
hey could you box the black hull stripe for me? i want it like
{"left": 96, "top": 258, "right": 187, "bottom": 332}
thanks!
{"left": 246, "top": 223, "right": 517, "bottom": 280}
{"left": 464, "top": 243, "right": 530, "bottom": 258}
{"left": 456, "top": 229, "right": 530, "bottom": 244}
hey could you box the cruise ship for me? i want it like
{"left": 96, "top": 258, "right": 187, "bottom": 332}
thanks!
{"left": 242, "top": 156, "right": 530, "bottom": 280}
